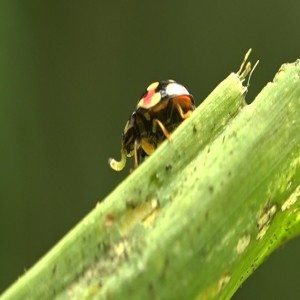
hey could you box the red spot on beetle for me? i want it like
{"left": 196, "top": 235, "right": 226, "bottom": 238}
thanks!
{"left": 143, "top": 89, "right": 155, "bottom": 106}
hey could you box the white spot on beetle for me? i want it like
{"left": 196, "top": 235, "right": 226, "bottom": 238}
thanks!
{"left": 166, "top": 82, "right": 189, "bottom": 97}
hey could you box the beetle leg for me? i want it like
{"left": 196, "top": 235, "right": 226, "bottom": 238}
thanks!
{"left": 109, "top": 147, "right": 127, "bottom": 171}
{"left": 134, "top": 139, "right": 143, "bottom": 169}
{"left": 175, "top": 103, "right": 192, "bottom": 119}
{"left": 153, "top": 119, "right": 171, "bottom": 140}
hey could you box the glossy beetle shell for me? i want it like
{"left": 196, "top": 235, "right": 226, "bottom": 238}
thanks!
{"left": 109, "top": 80, "right": 195, "bottom": 171}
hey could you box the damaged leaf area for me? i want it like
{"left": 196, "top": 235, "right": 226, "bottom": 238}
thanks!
{"left": 1, "top": 59, "right": 299, "bottom": 300}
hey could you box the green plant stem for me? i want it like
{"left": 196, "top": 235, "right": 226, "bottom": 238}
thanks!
{"left": 1, "top": 60, "right": 299, "bottom": 300}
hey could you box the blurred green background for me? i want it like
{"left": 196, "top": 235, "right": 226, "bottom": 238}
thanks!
{"left": 0, "top": 1, "right": 299, "bottom": 298}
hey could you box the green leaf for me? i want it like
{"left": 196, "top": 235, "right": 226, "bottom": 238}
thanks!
{"left": 1, "top": 59, "right": 299, "bottom": 300}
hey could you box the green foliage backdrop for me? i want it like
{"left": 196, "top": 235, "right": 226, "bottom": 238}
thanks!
{"left": 0, "top": 1, "right": 299, "bottom": 298}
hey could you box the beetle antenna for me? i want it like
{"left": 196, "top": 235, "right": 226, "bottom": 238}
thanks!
{"left": 109, "top": 148, "right": 127, "bottom": 171}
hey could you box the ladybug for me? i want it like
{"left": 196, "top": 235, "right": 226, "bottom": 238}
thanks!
{"left": 109, "top": 80, "right": 195, "bottom": 171}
